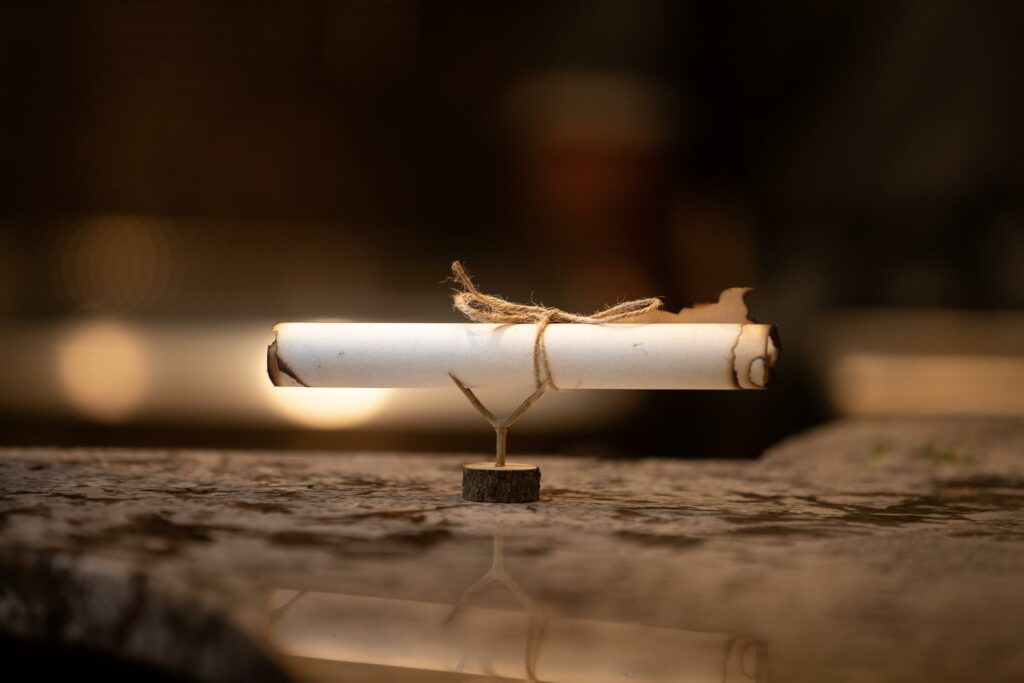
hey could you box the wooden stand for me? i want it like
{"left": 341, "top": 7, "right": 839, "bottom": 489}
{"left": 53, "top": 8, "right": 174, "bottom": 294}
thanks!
{"left": 463, "top": 463, "right": 541, "bottom": 503}
{"left": 449, "top": 374, "right": 548, "bottom": 504}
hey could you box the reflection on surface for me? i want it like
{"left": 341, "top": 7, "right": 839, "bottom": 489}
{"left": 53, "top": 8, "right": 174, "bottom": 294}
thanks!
{"left": 268, "top": 538, "right": 766, "bottom": 683}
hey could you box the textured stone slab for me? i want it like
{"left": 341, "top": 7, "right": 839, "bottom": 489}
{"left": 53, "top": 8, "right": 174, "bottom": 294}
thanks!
{"left": 1, "top": 418, "right": 1023, "bottom": 683}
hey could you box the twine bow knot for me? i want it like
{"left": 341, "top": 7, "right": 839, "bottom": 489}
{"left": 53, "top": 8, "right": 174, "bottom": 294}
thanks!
{"left": 450, "top": 261, "right": 662, "bottom": 389}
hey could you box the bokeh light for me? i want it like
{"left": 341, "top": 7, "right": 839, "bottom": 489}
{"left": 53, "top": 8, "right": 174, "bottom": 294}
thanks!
{"left": 262, "top": 385, "right": 393, "bottom": 429}
{"left": 56, "top": 319, "right": 149, "bottom": 422}
{"left": 55, "top": 215, "right": 180, "bottom": 313}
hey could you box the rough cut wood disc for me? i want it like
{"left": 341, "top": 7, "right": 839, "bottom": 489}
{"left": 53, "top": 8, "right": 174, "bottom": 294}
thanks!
{"left": 462, "top": 463, "right": 541, "bottom": 503}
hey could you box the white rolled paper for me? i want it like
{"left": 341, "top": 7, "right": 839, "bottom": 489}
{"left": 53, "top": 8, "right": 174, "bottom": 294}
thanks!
{"left": 268, "top": 322, "right": 778, "bottom": 390}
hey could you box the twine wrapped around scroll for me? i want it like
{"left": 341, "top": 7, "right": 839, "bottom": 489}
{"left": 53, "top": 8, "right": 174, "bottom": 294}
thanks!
{"left": 450, "top": 261, "right": 663, "bottom": 389}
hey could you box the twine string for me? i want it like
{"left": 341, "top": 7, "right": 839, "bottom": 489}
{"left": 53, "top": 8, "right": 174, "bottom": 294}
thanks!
{"left": 450, "top": 261, "right": 662, "bottom": 389}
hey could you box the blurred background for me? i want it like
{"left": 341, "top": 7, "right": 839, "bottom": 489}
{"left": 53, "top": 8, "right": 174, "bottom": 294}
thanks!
{"left": 0, "top": 0, "right": 1021, "bottom": 457}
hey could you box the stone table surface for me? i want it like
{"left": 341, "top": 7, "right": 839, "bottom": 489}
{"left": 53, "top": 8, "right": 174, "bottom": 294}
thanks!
{"left": 2, "top": 418, "right": 1024, "bottom": 683}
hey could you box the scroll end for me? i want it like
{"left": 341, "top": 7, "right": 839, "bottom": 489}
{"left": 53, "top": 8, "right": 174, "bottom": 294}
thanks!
{"left": 731, "top": 324, "right": 781, "bottom": 389}
{"left": 267, "top": 337, "right": 306, "bottom": 387}
{"left": 752, "top": 326, "right": 782, "bottom": 389}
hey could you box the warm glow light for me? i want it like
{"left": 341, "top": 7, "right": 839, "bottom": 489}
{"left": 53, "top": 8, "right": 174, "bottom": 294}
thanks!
{"left": 831, "top": 352, "right": 1024, "bottom": 416}
{"left": 56, "top": 320, "right": 149, "bottom": 422}
{"left": 262, "top": 385, "right": 393, "bottom": 429}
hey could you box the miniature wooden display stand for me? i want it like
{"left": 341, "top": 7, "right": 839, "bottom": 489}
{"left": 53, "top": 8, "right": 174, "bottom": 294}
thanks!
{"left": 266, "top": 262, "right": 780, "bottom": 507}
{"left": 450, "top": 373, "right": 547, "bottom": 503}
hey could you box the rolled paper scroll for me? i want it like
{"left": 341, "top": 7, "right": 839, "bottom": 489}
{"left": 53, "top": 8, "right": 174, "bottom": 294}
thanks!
{"left": 268, "top": 321, "right": 778, "bottom": 391}
{"left": 269, "top": 591, "right": 764, "bottom": 683}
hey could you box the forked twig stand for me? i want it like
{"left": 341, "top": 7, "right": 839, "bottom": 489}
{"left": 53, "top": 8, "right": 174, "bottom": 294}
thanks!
{"left": 448, "top": 373, "right": 548, "bottom": 467}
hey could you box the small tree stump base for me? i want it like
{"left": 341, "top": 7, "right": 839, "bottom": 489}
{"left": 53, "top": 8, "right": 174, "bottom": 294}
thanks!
{"left": 462, "top": 463, "right": 541, "bottom": 503}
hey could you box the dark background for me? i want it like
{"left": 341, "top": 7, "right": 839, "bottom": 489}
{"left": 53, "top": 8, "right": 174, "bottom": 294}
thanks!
{"left": 1, "top": 1, "right": 1021, "bottom": 457}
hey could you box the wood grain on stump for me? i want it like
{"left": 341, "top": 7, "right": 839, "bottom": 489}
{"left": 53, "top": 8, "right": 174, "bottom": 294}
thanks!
{"left": 462, "top": 462, "right": 541, "bottom": 503}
